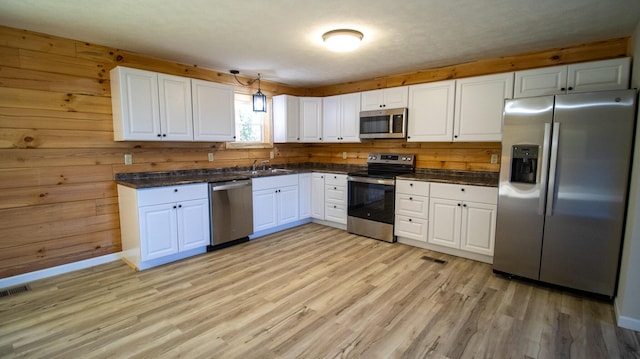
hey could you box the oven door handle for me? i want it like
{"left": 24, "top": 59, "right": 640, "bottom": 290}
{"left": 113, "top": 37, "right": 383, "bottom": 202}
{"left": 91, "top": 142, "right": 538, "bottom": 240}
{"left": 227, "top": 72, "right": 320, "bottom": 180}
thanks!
{"left": 347, "top": 176, "right": 395, "bottom": 186}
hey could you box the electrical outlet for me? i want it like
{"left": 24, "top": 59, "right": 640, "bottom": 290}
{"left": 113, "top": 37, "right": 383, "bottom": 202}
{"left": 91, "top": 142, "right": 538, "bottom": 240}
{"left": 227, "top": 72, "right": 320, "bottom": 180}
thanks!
{"left": 270, "top": 151, "right": 275, "bottom": 159}
{"left": 342, "top": 152, "right": 348, "bottom": 160}
{"left": 208, "top": 153, "right": 214, "bottom": 162}
{"left": 491, "top": 154, "right": 499, "bottom": 164}
{"left": 124, "top": 154, "right": 132, "bottom": 165}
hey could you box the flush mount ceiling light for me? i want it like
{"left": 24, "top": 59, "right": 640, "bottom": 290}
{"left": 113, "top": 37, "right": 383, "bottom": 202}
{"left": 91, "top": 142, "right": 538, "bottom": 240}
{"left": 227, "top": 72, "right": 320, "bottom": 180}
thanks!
{"left": 322, "top": 29, "right": 364, "bottom": 52}
{"left": 230, "top": 70, "right": 267, "bottom": 112}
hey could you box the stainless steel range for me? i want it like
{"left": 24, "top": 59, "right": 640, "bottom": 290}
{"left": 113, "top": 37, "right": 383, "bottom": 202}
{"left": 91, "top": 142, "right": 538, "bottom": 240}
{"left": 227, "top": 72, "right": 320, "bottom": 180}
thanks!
{"left": 347, "top": 153, "right": 415, "bottom": 242}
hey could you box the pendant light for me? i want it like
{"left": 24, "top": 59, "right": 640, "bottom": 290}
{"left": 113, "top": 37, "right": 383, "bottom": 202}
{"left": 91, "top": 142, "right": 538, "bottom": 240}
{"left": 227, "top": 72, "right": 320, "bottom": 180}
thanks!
{"left": 252, "top": 74, "right": 266, "bottom": 112}
{"left": 230, "top": 70, "right": 267, "bottom": 112}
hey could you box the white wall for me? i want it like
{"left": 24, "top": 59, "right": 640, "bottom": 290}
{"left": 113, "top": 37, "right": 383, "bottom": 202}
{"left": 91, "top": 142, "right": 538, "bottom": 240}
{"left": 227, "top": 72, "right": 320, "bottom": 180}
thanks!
{"left": 615, "top": 20, "right": 640, "bottom": 331}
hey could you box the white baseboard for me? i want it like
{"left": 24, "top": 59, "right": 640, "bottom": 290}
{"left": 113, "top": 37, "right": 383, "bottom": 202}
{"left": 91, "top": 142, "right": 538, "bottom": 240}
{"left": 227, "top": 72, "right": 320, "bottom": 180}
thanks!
{"left": 614, "top": 298, "right": 640, "bottom": 331}
{"left": 0, "top": 253, "right": 122, "bottom": 290}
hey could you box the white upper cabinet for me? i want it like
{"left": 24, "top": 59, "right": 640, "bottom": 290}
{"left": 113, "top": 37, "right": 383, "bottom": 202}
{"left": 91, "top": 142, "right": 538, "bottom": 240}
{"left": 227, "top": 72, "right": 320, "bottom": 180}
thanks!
{"left": 191, "top": 79, "right": 235, "bottom": 142}
{"left": 361, "top": 87, "right": 408, "bottom": 110}
{"left": 323, "top": 93, "right": 361, "bottom": 142}
{"left": 407, "top": 80, "right": 456, "bottom": 142}
{"left": 273, "top": 95, "right": 300, "bottom": 143}
{"left": 112, "top": 67, "right": 161, "bottom": 141}
{"left": 111, "top": 66, "right": 235, "bottom": 142}
{"left": 158, "top": 73, "right": 193, "bottom": 141}
{"left": 299, "top": 97, "right": 323, "bottom": 142}
{"left": 454, "top": 72, "right": 514, "bottom": 142}
{"left": 514, "top": 57, "right": 630, "bottom": 98}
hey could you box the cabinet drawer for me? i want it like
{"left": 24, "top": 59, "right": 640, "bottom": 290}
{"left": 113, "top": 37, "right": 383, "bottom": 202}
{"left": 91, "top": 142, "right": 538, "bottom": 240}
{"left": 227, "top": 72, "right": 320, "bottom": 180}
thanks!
{"left": 395, "top": 193, "right": 429, "bottom": 218}
{"left": 394, "top": 215, "right": 428, "bottom": 242}
{"left": 252, "top": 174, "right": 298, "bottom": 191}
{"left": 325, "top": 184, "right": 346, "bottom": 203}
{"left": 137, "top": 183, "right": 208, "bottom": 206}
{"left": 396, "top": 179, "right": 430, "bottom": 195}
{"left": 325, "top": 203, "right": 347, "bottom": 224}
{"left": 325, "top": 173, "right": 347, "bottom": 186}
{"left": 430, "top": 183, "right": 497, "bottom": 204}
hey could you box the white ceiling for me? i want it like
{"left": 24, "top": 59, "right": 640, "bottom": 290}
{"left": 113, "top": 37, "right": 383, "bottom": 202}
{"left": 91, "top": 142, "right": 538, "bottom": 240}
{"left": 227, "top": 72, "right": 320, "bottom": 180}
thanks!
{"left": 0, "top": 0, "right": 639, "bottom": 88}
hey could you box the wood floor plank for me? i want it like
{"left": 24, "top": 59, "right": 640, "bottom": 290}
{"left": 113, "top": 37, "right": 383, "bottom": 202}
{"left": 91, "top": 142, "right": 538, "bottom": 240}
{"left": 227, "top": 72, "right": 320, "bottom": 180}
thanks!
{"left": 0, "top": 223, "right": 638, "bottom": 358}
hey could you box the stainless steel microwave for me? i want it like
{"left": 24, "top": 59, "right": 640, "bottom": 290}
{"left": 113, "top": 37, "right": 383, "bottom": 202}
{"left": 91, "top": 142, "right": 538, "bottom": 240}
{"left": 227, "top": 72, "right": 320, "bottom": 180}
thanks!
{"left": 359, "top": 108, "right": 407, "bottom": 139}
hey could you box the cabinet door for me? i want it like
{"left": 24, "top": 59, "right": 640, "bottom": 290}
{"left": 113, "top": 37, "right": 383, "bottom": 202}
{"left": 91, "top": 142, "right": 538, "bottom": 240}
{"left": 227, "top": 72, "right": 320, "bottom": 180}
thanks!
{"left": 139, "top": 203, "right": 178, "bottom": 260}
{"left": 567, "top": 57, "right": 631, "bottom": 93}
{"left": 298, "top": 173, "right": 312, "bottom": 219}
{"left": 382, "top": 87, "right": 409, "bottom": 109}
{"left": 361, "top": 89, "right": 385, "bottom": 111}
{"left": 322, "top": 95, "right": 340, "bottom": 142}
{"left": 395, "top": 215, "right": 428, "bottom": 242}
{"left": 273, "top": 95, "right": 300, "bottom": 143}
{"left": 192, "top": 79, "right": 235, "bottom": 142}
{"left": 158, "top": 73, "right": 193, "bottom": 141}
{"left": 253, "top": 189, "right": 278, "bottom": 232}
{"left": 278, "top": 185, "right": 300, "bottom": 225}
{"left": 460, "top": 201, "right": 496, "bottom": 256}
{"left": 428, "top": 197, "right": 462, "bottom": 249}
{"left": 111, "top": 67, "right": 160, "bottom": 141}
{"left": 177, "top": 198, "right": 210, "bottom": 251}
{"left": 454, "top": 73, "right": 513, "bottom": 142}
{"left": 514, "top": 65, "right": 567, "bottom": 98}
{"left": 325, "top": 184, "right": 346, "bottom": 204}
{"left": 299, "top": 97, "right": 323, "bottom": 142}
{"left": 339, "top": 93, "right": 361, "bottom": 142}
{"left": 311, "top": 173, "right": 325, "bottom": 220}
{"left": 407, "top": 81, "right": 455, "bottom": 142}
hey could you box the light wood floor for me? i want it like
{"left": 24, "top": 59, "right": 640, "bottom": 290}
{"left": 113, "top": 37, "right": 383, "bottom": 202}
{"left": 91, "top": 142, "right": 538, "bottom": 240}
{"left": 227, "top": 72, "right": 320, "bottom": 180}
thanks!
{"left": 1, "top": 223, "right": 639, "bottom": 358}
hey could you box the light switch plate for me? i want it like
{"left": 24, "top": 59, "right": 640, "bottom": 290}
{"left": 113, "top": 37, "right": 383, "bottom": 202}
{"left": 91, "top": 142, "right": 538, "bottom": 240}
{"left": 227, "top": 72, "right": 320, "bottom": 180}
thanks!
{"left": 342, "top": 152, "right": 347, "bottom": 160}
{"left": 124, "top": 154, "right": 132, "bottom": 165}
{"left": 208, "top": 153, "right": 214, "bottom": 162}
{"left": 491, "top": 154, "right": 499, "bottom": 164}
{"left": 270, "top": 151, "right": 275, "bottom": 159}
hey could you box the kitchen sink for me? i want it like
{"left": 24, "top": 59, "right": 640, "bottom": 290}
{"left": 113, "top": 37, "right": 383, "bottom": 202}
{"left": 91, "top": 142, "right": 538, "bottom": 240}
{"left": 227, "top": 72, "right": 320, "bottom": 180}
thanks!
{"left": 239, "top": 168, "right": 295, "bottom": 176}
{"left": 268, "top": 168, "right": 294, "bottom": 174}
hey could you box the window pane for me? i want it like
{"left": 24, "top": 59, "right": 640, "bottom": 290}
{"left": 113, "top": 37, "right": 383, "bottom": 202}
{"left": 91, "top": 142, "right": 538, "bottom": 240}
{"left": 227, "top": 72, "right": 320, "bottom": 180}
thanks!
{"left": 235, "top": 94, "right": 265, "bottom": 142}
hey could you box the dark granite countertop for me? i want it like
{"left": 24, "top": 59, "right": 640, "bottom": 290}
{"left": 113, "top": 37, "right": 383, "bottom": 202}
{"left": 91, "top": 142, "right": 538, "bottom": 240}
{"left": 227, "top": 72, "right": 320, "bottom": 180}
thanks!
{"left": 398, "top": 169, "right": 499, "bottom": 187}
{"left": 116, "top": 163, "right": 498, "bottom": 189}
{"left": 115, "top": 163, "right": 365, "bottom": 189}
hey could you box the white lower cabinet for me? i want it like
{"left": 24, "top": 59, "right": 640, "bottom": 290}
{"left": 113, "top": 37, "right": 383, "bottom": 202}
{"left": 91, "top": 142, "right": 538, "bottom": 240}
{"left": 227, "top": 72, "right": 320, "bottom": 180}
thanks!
{"left": 324, "top": 174, "right": 347, "bottom": 225}
{"left": 298, "top": 173, "right": 312, "bottom": 219}
{"left": 428, "top": 183, "right": 498, "bottom": 259}
{"left": 394, "top": 180, "right": 430, "bottom": 242}
{"left": 311, "top": 173, "right": 326, "bottom": 219}
{"left": 395, "top": 180, "right": 498, "bottom": 263}
{"left": 117, "top": 183, "right": 210, "bottom": 270}
{"left": 252, "top": 175, "right": 299, "bottom": 232}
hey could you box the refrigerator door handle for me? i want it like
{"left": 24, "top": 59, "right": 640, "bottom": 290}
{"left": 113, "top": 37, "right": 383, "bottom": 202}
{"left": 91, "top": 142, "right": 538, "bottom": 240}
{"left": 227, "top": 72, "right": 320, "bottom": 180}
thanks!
{"left": 546, "top": 122, "right": 560, "bottom": 217}
{"left": 538, "top": 123, "right": 552, "bottom": 215}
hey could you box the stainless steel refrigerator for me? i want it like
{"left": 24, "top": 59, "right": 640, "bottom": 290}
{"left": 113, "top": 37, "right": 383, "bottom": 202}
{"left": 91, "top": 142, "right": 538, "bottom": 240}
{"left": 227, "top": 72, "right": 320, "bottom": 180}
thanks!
{"left": 493, "top": 89, "right": 637, "bottom": 297}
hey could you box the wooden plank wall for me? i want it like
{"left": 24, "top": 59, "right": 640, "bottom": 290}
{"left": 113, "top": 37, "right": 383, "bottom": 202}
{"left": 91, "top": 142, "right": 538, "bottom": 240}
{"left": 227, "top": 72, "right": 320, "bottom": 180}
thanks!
{"left": 0, "top": 25, "right": 630, "bottom": 279}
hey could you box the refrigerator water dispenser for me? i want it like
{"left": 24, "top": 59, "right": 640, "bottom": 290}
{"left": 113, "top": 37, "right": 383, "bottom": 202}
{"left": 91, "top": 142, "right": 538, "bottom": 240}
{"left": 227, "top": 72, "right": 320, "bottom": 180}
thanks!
{"left": 510, "top": 145, "right": 538, "bottom": 184}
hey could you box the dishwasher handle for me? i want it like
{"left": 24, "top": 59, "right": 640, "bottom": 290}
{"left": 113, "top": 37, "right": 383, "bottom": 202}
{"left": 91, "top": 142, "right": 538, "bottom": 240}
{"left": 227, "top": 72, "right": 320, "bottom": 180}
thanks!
{"left": 211, "top": 180, "right": 252, "bottom": 191}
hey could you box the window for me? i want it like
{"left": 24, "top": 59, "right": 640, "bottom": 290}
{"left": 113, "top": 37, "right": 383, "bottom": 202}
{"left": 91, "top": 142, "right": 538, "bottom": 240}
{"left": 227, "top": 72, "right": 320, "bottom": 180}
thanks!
{"left": 234, "top": 93, "right": 268, "bottom": 143}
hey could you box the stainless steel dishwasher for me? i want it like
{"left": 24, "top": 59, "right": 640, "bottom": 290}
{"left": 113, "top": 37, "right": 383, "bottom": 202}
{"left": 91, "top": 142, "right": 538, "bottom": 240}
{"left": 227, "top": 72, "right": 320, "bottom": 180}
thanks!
{"left": 208, "top": 179, "right": 253, "bottom": 250}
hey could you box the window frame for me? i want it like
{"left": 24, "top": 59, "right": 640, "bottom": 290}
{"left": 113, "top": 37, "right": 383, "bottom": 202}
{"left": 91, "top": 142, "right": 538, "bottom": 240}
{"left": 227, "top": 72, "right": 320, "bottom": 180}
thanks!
{"left": 226, "top": 93, "right": 273, "bottom": 149}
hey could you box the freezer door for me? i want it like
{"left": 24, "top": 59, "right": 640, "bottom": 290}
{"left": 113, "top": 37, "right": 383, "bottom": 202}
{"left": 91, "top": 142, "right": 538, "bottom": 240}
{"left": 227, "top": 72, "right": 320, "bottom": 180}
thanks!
{"left": 540, "top": 90, "right": 636, "bottom": 296}
{"left": 494, "top": 96, "right": 554, "bottom": 279}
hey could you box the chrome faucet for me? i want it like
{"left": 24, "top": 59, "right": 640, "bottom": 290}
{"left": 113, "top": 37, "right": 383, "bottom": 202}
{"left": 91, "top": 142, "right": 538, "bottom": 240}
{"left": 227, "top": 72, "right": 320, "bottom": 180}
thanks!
{"left": 252, "top": 159, "right": 258, "bottom": 171}
{"left": 261, "top": 160, "right": 270, "bottom": 171}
